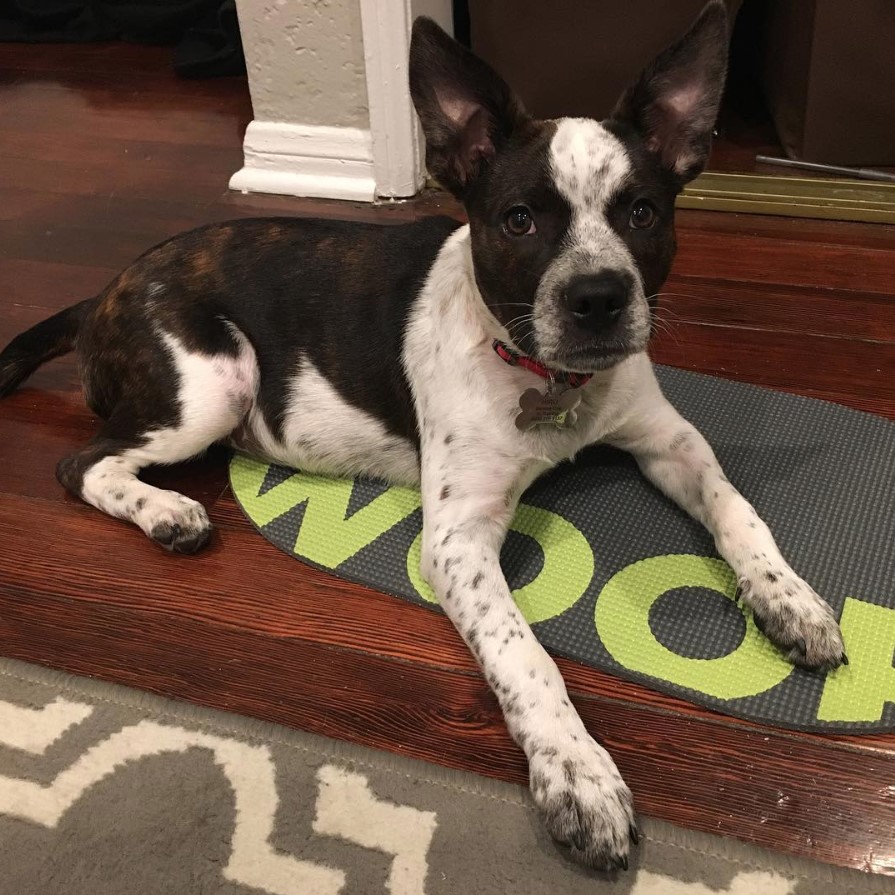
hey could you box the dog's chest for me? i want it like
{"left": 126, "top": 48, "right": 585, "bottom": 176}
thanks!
{"left": 412, "top": 339, "right": 636, "bottom": 476}
{"left": 403, "top": 228, "right": 643, "bottom": 477}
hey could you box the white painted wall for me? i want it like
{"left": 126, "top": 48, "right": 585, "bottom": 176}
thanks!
{"left": 237, "top": 0, "right": 370, "bottom": 130}
{"left": 230, "top": 0, "right": 452, "bottom": 202}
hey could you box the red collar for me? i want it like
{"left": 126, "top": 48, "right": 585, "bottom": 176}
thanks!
{"left": 492, "top": 340, "right": 592, "bottom": 388}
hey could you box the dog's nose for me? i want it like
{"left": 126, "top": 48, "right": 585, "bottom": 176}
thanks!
{"left": 564, "top": 273, "right": 629, "bottom": 333}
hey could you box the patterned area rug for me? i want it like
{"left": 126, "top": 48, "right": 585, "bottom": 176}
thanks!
{"left": 0, "top": 657, "right": 889, "bottom": 895}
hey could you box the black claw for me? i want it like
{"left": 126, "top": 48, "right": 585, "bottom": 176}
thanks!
{"left": 172, "top": 525, "right": 213, "bottom": 555}
{"left": 570, "top": 801, "right": 589, "bottom": 852}
{"left": 752, "top": 612, "right": 768, "bottom": 636}
{"left": 841, "top": 653, "right": 849, "bottom": 666}
{"left": 629, "top": 824, "right": 641, "bottom": 845}
{"left": 571, "top": 830, "right": 588, "bottom": 852}
{"left": 619, "top": 855, "right": 629, "bottom": 871}
{"left": 150, "top": 521, "right": 212, "bottom": 555}
{"left": 150, "top": 522, "right": 179, "bottom": 546}
{"left": 794, "top": 637, "right": 807, "bottom": 656}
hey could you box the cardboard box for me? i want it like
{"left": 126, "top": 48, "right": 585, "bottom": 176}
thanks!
{"left": 468, "top": 0, "right": 743, "bottom": 121}
{"left": 761, "top": 0, "right": 895, "bottom": 166}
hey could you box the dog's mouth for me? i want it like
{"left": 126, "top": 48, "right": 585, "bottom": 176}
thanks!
{"left": 572, "top": 344, "right": 635, "bottom": 370}
{"left": 499, "top": 329, "right": 633, "bottom": 374}
{"left": 532, "top": 323, "right": 651, "bottom": 374}
{"left": 541, "top": 341, "right": 638, "bottom": 373}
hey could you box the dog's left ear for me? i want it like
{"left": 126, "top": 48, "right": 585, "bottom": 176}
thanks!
{"left": 409, "top": 17, "right": 529, "bottom": 198}
{"left": 610, "top": 0, "right": 729, "bottom": 183}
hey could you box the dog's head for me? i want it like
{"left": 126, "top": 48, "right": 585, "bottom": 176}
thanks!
{"left": 409, "top": 2, "right": 728, "bottom": 373}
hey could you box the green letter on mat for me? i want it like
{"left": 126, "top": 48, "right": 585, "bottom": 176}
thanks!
{"left": 231, "top": 454, "right": 421, "bottom": 569}
{"left": 818, "top": 597, "right": 895, "bottom": 723}
{"left": 595, "top": 555, "right": 792, "bottom": 700}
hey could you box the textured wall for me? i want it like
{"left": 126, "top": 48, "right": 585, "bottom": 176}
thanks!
{"left": 237, "top": 0, "right": 370, "bottom": 130}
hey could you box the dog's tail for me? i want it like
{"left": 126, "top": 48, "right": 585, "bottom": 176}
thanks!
{"left": 0, "top": 298, "right": 96, "bottom": 398}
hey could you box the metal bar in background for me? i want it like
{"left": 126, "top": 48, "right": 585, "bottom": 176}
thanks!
{"left": 755, "top": 155, "right": 895, "bottom": 184}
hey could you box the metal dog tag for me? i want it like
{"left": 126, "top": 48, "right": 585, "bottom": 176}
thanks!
{"left": 515, "top": 381, "right": 581, "bottom": 431}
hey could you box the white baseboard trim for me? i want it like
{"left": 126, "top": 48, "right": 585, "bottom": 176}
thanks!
{"left": 229, "top": 122, "right": 377, "bottom": 203}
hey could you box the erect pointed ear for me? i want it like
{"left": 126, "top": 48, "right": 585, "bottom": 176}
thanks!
{"left": 409, "top": 17, "right": 529, "bottom": 198}
{"left": 610, "top": 0, "right": 729, "bottom": 183}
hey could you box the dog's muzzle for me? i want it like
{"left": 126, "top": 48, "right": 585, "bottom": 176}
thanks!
{"left": 563, "top": 271, "right": 632, "bottom": 336}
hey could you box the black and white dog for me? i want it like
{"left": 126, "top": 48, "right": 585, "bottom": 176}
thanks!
{"left": 0, "top": 2, "right": 846, "bottom": 870}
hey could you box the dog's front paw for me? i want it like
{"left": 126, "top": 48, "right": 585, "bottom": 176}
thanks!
{"left": 529, "top": 735, "right": 636, "bottom": 871}
{"left": 739, "top": 572, "right": 846, "bottom": 671}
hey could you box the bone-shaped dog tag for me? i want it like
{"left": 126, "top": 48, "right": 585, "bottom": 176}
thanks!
{"left": 515, "top": 384, "right": 581, "bottom": 431}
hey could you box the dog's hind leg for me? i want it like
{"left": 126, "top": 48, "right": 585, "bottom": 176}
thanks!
{"left": 58, "top": 435, "right": 215, "bottom": 553}
{"left": 57, "top": 330, "right": 256, "bottom": 553}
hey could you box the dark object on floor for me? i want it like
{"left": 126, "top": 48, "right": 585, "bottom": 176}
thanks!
{"left": 467, "top": 0, "right": 744, "bottom": 121}
{"left": 761, "top": 0, "right": 895, "bottom": 166}
{"left": 0, "top": 0, "right": 244, "bottom": 77}
{"left": 231, "top": 365, "right": 895, "bottom": 734}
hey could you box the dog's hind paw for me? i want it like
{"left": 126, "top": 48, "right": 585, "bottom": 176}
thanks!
{"left": 139, "top": 491, "right": 213, "bottom": 555}
{"left": 529, "top": 735, "right": 637, "bottom": 871}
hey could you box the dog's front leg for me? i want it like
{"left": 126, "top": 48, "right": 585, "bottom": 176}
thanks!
{"left": 608, "top": 391, "right": 846, "bottom": 670}
{"left": 420, "top": 465, "right": 636, "bottom": 869}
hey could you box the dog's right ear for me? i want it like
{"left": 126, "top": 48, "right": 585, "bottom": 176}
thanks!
{"left": 409, "top": 17, "right": 528, "bottom": 198}
{"left": 610, "top": 0, "right": 729, "bottom": 183}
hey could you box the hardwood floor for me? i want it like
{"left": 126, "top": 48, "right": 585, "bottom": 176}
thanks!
{"left": 2, "top": 42, "right": 895, "bottom": 877}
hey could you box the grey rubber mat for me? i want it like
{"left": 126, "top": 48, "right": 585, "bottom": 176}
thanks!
{"left": 230, "top": 366, "right": 895, "bottom": 733}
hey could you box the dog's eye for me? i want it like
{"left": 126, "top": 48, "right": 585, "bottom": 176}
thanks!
{"left": 504, "top": 206, "right": 536, "bottom": 236}
{"left": 629, "top": 200, "right": 657, "bottom": 230}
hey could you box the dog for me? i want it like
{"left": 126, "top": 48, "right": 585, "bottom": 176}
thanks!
{"left": 0, "top": 1, "right": 846, "bottom": 871}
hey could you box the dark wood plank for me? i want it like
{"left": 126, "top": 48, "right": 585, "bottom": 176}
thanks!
{"left": 0, "top": 156, "right": 237, "bottom": 204}
{"left": 0, "top": 42, "right": 190, "bottom": 77}
{"left": 676, "top": 209, "right": 895, "bottom": 250}
{"left": 0, "top": 128, "right": 247, "bottom": 176}
{"left": 0, "top": 79, "right": 251, "bottom": 148}
{"left": 659, "top": 276, "right": 895, "bottom": 343}
{"left": 672, "top": 231, "right": 895, "bottom": 295}
{"left": 650, "top": 322, "right": 895, "bottom": 420}
{"left": 0, "top": 260, "right": 116, "bottom": 316}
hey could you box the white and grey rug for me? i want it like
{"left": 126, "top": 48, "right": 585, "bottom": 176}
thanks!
{"left": 0, "top": 657, "right": 889, "bottom": 895}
